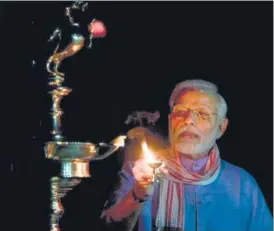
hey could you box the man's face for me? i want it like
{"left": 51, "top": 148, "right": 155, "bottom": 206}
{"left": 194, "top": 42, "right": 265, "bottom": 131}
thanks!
{"left": 169, "top": 89, "right": 221, "bottom": 157}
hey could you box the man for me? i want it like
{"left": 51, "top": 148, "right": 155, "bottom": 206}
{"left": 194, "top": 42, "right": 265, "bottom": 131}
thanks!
{"left": 100, "top": 79, "right": 272, "bottom": 231}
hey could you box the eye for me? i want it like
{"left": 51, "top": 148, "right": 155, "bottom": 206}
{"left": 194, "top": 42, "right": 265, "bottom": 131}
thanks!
{"left": 196, "top": 111, "right": 210, "bottom": 119}
{"left": 172, "top": 109, "right": 188, "bottom": 117}
{"left": 173, "top": 111, "right": 183, "bottom": 117}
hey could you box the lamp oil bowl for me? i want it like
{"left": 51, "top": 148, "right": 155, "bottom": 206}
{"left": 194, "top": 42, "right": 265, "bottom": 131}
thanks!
{"left": 148, "top": 161, "right": 163, "bottom": 169}
{"left": 45, "top": 139, "right": 125, "bottom": 178}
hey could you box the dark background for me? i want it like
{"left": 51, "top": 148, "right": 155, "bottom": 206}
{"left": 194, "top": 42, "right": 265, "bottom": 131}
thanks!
{"left": 0, "top": 1, "right": 272, "bottom": 231}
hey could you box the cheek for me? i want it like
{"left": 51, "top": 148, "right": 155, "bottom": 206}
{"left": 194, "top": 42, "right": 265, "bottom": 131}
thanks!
{"left": 199, "top": 123, "right": 217, "bottom": 137}
{"left": 169, "top": 117, "right": 184, "bottom": 132}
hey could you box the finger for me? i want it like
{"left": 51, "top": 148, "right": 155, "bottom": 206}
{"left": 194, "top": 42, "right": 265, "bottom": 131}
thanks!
{"left": 138, "top": 175, "right": 154, "bottom": 184}
{"left": 156, "top": 166, "right": 168, "bottom": 176}
{"left": 161, "top": 167, "right": 169, "bottom": 175}
{"left": 133, "top": 166, "right": 151, "bottom": 175}
{"left": 140, "top": 166, "right": 153, "bottom": 175}
{"left": 134, "top": 163, "right": 153, "bottom": 174}
{"left": 143, "top": 175, "right": 154, "bottom": 181}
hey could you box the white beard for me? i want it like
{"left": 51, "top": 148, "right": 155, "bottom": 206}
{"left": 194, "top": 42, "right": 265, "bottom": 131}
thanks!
{"left": 170, "top": 124, "right": 219, "bottom": 157}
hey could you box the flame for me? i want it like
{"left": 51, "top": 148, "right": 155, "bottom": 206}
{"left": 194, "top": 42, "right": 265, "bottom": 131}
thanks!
{"left": 141, "top": 141, "right": 156, "bottom": 163}
{"left": 112, "top": 135, "right": 127, "bottom": 148}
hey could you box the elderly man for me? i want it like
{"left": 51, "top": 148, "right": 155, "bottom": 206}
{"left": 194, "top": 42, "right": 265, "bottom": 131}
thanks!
{"left": 100, "top": 79, "right": 272, "bottom": 231}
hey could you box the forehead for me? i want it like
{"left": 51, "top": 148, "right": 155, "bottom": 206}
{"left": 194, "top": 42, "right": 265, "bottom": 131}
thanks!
{"left": 174, "top": 89, "right": 218, "bottom": 109}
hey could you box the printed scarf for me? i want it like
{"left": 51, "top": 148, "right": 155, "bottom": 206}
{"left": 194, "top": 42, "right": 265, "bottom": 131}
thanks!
{"left": 154, "top": 144, "right": 221, "bottom": 230}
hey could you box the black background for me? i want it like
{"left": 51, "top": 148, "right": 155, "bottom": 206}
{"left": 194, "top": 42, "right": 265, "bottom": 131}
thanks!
{"left": 0, "top": 1, "right": 272, "bottom": 231}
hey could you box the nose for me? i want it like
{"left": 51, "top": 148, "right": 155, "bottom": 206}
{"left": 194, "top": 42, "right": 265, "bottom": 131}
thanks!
{"left": 184, "top": 110, "right": 195, "bottom": 126}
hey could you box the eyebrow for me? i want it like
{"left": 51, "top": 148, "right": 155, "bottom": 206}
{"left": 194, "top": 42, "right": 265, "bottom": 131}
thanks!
{"left": 173, "top": 104, "right": 213, "bottom": 111}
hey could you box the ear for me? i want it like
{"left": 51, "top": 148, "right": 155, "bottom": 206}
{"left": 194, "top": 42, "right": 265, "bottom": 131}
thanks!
{"left": 217, "top": 118, "right": 228, "bottom": 139}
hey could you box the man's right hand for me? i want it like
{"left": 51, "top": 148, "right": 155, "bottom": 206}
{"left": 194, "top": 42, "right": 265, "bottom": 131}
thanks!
{"left": 132, "top": 158, "right": 168, "bottom": 200}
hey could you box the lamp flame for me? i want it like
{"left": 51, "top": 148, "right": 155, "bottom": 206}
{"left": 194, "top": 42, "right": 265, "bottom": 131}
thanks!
{"left": 141, "top": 141, "right": 156, "bottom": 163}
{"left": 141, "top": 140, "right": 163, "bottom": 183}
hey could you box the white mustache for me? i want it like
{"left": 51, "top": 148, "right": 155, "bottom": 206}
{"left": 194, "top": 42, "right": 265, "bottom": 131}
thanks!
{"left": 175, "top": 126, "right": 202, "bottom": 139}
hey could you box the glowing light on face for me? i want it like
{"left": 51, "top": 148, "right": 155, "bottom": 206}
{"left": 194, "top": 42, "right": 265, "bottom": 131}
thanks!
{"left": 169, "top": 90, "right": 220, "bottom": 156}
